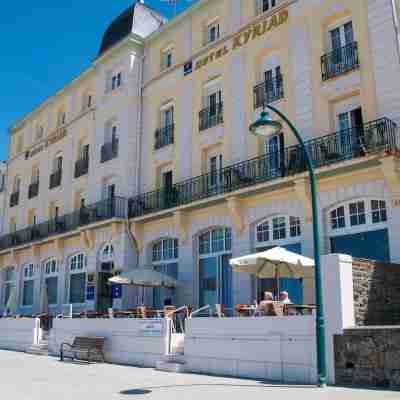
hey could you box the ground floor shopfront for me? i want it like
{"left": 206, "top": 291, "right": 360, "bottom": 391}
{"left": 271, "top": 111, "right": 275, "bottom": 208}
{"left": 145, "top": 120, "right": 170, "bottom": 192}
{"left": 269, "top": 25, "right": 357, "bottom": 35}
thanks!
{"left": 0, "top": 155, "right": 399, "bottom": 314}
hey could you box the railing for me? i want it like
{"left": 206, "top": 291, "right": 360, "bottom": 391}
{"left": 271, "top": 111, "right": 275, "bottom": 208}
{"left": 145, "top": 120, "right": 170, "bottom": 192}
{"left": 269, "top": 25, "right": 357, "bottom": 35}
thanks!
{"left": 100, "top": 139, "right": 119, "bottom": 163}
{"left": 49, "top": 170, "right": 62, "bottom": 189}
{"left": 9, "top": 192, "right": 19, "bottom": 208}
{"left": 253, "top": 75, "right": 284, "bottom": 109}
{"left": 155, "top": 124, "right": 174, "bottom": 150}
{"left": 28, "top": 181, "right": 39, "bottom": 199}
{"left": 129, "top": 118, "right": 397, "bottom": 218}
{"left": 321, "top": 42, "right": 359, "bottom": 81}
{"left": 0, "top": 197, "right": 128, "bottom": 251}
{"left": 199, "top": 102, "right": 224, "bottom": 131}
{"left": 74, "top": 157, "right": 89, "bottom": 178}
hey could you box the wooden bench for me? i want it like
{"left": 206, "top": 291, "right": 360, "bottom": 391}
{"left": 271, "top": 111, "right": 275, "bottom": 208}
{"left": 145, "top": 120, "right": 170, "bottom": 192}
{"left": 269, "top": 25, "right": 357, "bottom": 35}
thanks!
{"left": 60, "top": 336, "right": 106, "bottom": 363}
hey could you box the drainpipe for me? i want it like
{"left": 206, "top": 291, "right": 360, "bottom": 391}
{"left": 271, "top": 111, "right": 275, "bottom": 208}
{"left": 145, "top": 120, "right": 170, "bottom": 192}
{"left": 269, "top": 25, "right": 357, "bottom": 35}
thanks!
{"left": 391, "top": 0, "right": 400, "bottom": 64}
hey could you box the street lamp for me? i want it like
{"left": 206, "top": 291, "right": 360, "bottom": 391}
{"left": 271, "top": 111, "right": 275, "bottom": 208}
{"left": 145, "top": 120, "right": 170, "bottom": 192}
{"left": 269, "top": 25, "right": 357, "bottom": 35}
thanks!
{"left": 250, "top": 105, "right": 327, "bottom": 387}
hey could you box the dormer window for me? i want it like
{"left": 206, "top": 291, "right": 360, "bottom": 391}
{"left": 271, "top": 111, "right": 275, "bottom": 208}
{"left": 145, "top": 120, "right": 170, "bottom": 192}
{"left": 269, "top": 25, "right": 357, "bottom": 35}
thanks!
{"left": 257, "top": 0, "right": 277, "bottom": 15}
{"left": 161, "top": 47, "right": 173, "bottom": 71}
{"left": 111, "top": 72, "right": 122, "bottom": 91}
{"left": 207, "top": 20, "right": 220, "bottom": 44}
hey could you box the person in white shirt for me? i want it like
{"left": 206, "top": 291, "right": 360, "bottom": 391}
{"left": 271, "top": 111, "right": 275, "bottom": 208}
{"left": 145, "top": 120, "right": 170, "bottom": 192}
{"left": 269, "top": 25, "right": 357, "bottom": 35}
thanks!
{"left": 279, "top": 291, "right": 292, "bottom": 305}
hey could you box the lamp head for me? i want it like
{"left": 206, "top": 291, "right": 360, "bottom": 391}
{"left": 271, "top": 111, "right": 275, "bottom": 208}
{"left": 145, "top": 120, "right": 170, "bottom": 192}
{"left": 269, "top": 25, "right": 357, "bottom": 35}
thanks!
{"left": 249, "top": 110, "right": 282, "bottom": 137}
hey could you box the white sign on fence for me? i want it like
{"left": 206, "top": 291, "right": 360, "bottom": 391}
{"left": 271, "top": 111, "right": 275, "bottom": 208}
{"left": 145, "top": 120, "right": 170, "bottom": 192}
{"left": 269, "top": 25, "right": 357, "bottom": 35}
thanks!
{"left": 139, "top": 321, "right": 164, "bottom": 337}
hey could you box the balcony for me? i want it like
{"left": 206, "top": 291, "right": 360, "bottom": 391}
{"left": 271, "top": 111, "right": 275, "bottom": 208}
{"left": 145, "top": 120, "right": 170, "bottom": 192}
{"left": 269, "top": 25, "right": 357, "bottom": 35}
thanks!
{"left": 199, "top": 103, "right": 224, "bottom": 131}
{"left": 129, "top": 118, "right": 397, "bottom": 218}
{"left": 253, "top": 75, "right": 284, "bottom": 109}
{"left": 155, "top": 124, "right": 174, "bottom": 150}
{"left": 28, "top": 181, "right": 39, "bottom": 199}
{"left": 101, "top": 139, "right": 119, "bottom": 163}
{"left": 74, "top": 157, "right": 89, "bottom": 178}
{"left": 0, "top": 197, "right": 128, "bottom": 252}
{"left": 321, "top": 42, "right": 359, "bottom": 81}
{"left": 9, "top": 192, "right": 19, "bottom": 208}
{"left": 49, "top": 170, "right": 62, "bottom": 189}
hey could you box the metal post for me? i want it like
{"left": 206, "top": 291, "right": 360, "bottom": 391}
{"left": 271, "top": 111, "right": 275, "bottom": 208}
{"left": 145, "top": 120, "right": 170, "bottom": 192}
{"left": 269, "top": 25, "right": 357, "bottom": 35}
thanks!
{"left": 266, "top": 104, "right": 327, "bottom": 387}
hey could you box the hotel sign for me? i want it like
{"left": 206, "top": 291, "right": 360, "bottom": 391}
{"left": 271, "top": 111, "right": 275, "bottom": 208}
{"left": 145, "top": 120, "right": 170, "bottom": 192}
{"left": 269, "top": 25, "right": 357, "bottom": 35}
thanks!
{"left": 25, "top": 127, "right": 67, "bottom": 160}
{"left": 193, "top": 9, "right": 289, "bottom": 72}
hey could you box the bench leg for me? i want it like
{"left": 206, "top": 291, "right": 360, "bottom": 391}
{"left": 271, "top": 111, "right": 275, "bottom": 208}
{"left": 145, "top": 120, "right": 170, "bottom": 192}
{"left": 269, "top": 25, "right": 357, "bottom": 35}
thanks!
{"left": 60, "top": 350, "right": 63, "bottom": 361}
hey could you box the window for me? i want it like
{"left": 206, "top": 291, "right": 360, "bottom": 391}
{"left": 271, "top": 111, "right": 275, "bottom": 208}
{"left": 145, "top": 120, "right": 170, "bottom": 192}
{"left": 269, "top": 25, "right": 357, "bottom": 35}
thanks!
{"left": 161, "top": 48, "right": 173, "bottom": 70}
{"left": 44, "top": 259, "right": 58, "bottom": 305}
{"left": 207, "top": 21, "right": 220, "bottom": 44}
{"left": 161, "top": 107, "right": 174, "bottom": 128}
{"left": 152, "top": 239, "right": 178, "bottom": 262}
{"left": 257, "top": 221, "right": 269, "bottom": 243}
{"left": 22, "top": 264, "right": 35, "bottom": 306}
{"left": 102, "top": 243, "right": 115, "bottom": 261}
{"left": 273, "top": 216, "right": 286, "bottom": 240}
{"left": 16, "top": 135, "right": 23, "bottom": 154}
{"left": 331, "top": 206, "right": 346, "bottom": 230}
{"left": 256, "top": 216, "right": 302, "bottom": 245}
{"left": 329, "top": 199, "right": 388, "bottom": 233}
{"left": 52, "top": 154, "right": 63, "bottom": 173}
{"left": 330, "top": 21, "right": 354, "bottom": 50}
{"left": 35, "top": 125, "right": 44, "bottom": 141}
{"left": 199, "top": 228, "right": 231, "bottom": 256}
{"left": 209, "top": 154, "right": 223, "bottom": 187}
{"left": 3, "top": 267, "right": 16, "bottom": 306}
{"left": 371, "top": 200, "right": 387, "bottom": 224}
{"left": 31, "top": 165, "right": 40, "bottom": 184}
{"left": 69, "top": 253, "right": 86, "bottom": 304}
{"left": 257, "top": 0, "right": 277, "bottom": 14}
{"left": 111, "top": 72, "right": 122, "bottom": 91}
{"left": 57, "top": 110, "right": 66, "bottom": 127}
{"left": 349, "top": 201, "right": 366, "bottom": 226}
{"left": 13, "top": 176, "right": 21, "bottom": 193}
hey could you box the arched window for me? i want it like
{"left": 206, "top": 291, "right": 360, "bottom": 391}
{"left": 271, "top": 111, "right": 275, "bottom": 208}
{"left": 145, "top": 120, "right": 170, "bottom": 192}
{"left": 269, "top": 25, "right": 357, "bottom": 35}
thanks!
{"left": 22, "top": 264, "right": 35, "bottom": 307}
{"left": 199, "top": 228, "right": 231, "bottom": 256}
{"left": 328, "top": 199, "right": 390, "bottom": 262}
{"left": 69, "top": 253, "right": 86, "bottom": 304}
{"left": 43, "top": 258, "right": 58, "bottom": 305}
{"left": 256, "top": 215, "right": 301, "bottom": 249}
{"left": 3, "top": 266, "right": 16, "bottom": 307}
{"left": 151, "top": 239, "right": 179, "bottom": 308}
{"left": 329, "top": 199, "right": 388, "bottom": 234}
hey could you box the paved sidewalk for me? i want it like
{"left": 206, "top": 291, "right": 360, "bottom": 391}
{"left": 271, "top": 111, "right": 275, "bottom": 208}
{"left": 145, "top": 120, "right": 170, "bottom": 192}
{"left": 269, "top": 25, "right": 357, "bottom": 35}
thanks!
{"left": 0, "top": 350, "right": 398, "bottom": 400}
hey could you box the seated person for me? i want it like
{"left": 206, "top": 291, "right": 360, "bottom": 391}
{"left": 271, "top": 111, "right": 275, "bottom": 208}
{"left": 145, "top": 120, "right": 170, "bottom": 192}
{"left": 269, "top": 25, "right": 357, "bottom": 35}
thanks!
{"left": 279, "top": 291, "right": 293, "bottom": 305}
{"left": 257, "top": 291, "right": 274, "bottom": 315}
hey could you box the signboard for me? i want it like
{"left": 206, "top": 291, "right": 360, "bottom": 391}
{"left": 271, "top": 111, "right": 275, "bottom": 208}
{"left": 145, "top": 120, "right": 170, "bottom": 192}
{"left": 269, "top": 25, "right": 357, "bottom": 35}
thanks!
{"left": 139, "top": 321, "right": 164, "bottom": 337}
{"left": 112, "top": 284, "right": 122, "bottom": 299}
{"left": 25, "top": 127, "right": 68, "bottom": 159}
{"left": 193, "top": 9, "right": 288, "bottom": 73}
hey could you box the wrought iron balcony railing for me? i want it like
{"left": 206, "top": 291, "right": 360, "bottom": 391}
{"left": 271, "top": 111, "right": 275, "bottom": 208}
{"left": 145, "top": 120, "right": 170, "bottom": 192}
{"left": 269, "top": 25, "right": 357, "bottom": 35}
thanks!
{"left": 253, "top": 75, "right": 284, "bottom": 109}
{"left": 321, "top": 42, "right": 359, "bottom": 81}
{"left": 155, "top": 124, "right": 174, "bottom": 150}
{"left": 100, "top": 139, "right": 119, "bottom": 163}
{"left": 0, "top": 197, "right": 128, "bottom": 251}
{"left": 74, "top": 157, "right": 89, "bottom": 178}
{"left": 49, "top": 170, "right": 62, "bottom": 189}
{"left": 28, "top": 181, "right": 39, "bottom": 199}
{"left": 199, "top": 102, "right": 224, "bottom": 131}
{"left": 129, "top": 118, "right": 397, "bottom": 218}
{"left": 9, "top": 192, "right": 19, "bottom": 208}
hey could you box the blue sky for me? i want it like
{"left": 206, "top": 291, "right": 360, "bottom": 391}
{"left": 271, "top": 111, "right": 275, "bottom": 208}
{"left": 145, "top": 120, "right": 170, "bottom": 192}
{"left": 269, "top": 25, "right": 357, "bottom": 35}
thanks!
{"left": 0, "top": 0, "right": 196, "bottom": 161}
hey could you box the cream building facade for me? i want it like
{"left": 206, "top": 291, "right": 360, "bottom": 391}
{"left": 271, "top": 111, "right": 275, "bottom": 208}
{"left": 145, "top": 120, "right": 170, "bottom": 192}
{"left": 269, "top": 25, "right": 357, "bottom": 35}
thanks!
{"left": 1, "top": 0, "right": 400, "bottom": 315}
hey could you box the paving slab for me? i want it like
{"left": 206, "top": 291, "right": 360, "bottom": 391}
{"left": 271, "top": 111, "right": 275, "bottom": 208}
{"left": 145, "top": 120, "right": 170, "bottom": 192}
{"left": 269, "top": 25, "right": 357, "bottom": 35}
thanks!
{"left": 0, "top": 350, "right": 398, "bottom": 400}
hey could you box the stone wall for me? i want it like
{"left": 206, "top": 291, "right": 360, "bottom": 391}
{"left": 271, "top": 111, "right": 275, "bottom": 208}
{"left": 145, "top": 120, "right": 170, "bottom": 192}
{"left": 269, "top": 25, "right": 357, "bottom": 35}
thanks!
{"left": 335, "top": 327, "right": 400, "bottom": 388}
{"left": 352, "top": 259, "right": 400, "bottom": 326}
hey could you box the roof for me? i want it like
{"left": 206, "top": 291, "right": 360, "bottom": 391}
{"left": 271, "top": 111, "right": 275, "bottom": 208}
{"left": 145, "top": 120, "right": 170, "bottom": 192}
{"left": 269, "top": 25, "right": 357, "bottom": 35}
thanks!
{"left": 98, "top": 1, "right": 166, "bottom": 57}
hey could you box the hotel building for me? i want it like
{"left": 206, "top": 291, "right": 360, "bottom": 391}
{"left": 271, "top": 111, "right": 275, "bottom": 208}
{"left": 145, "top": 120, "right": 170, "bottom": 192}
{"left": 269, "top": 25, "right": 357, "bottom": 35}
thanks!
{"left": 1, "top": 0, "right": 400, "bottom": 315}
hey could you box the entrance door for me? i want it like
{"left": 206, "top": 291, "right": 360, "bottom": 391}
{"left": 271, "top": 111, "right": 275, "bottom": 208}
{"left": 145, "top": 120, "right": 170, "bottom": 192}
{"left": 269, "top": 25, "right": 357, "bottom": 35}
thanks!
{"left": 97, "top": 267, "right": 113, "bottom": 313}
{"left": 199, "top": 254, "right": 232, "bottom": 309}
{"left": 330, "top": 228, "right": 390, "bottom": 262}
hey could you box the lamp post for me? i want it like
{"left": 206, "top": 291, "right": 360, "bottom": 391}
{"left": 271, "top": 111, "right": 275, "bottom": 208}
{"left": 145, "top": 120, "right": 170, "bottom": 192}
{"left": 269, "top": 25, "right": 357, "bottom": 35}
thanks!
{"left": 249, "top": 105, "right": 327, "bottom": 387}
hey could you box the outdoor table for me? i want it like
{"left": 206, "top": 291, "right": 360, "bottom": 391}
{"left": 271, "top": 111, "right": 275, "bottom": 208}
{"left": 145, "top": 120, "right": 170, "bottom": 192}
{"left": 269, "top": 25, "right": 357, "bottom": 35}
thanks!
{"left": 284, "top": 304, "right": 316, "bottom": 316}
